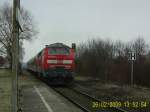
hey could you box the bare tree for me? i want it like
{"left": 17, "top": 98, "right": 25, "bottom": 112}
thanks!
{"left": 0, "top": 3, "right": 38, "bottom": 68}
{"left": 132, "top": 37, "right": 148, "bottom": 56}
{"left": 114, "top": 40, "right": 125, "bottom": 57}
{"left": 76, "top": 37, "right": 150, "bottom": 86}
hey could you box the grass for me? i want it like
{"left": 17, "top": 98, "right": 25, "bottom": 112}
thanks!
{"left": 0, "top": 69, "right": 12, "bottom": 112}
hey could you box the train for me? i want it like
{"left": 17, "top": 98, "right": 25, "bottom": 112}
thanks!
{"left": 27, "top": 43, "right": 76, "bottom": 84}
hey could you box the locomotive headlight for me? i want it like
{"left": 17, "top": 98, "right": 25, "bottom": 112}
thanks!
{"left": 47, "top": 60, "right": 57, "bottom": 64}
{"left": 63, "top": 60, "right": 72, "bottom": 64}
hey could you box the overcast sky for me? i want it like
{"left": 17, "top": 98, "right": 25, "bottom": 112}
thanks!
{"left": 0, "top": 0, "right": 150, "bottom": 62}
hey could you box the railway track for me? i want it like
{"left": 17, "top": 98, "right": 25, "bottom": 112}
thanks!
{"left": 51, "top": 86, "right": 128, "bottom": 112}
{"left": 73, "top": 83, "right": 150, "bottom": 112}
{"left": 32, "top": 71, "right": 149, "bottom": 112}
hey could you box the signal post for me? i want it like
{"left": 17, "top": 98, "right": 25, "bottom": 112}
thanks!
{"left": 128, "top": 51, "right": 136, "bottom": 86}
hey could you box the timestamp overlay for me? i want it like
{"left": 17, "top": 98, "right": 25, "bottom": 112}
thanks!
{"left": 91, "top": 100, "right": 150, "bottom": 111}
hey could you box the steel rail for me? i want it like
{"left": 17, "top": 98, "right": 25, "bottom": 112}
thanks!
{"left": 52, "top": 87, "right": 91, "bottom": 112}
{"left": 68, "top": 86, "right": 128, "bottom": 112}
{"left": 51, "top": 86, "right": 128, "bottom": 112}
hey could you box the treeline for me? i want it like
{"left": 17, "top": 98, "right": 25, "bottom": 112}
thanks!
{"left": 75, "top": 37, "right": 150, "bottom": 87}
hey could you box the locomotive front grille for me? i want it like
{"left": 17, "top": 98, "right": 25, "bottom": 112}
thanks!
{"left": 55, "top": 66, "right": 65, "bottom": 69}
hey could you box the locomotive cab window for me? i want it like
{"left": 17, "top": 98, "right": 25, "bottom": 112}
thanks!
{"left": 48, "top": 48, "right": 70, "bottom": 55}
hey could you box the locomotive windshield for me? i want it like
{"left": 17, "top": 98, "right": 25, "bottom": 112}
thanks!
{"left": 48, "top": 48, "right": 70, "bottom": 55}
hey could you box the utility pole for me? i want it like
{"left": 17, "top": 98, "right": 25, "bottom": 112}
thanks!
{"left": 12, "top": 0, "right": 20, "bottom": 111}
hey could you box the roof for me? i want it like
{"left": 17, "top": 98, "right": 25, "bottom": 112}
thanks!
{"left": 45, "top": 43, "right": 70, "bottom": 48}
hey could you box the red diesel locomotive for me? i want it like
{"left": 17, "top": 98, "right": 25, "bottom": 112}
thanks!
{"left": 27, "top": 43, "right": 76, "bottom": 84}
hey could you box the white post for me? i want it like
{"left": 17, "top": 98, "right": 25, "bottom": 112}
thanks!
{"left": 131, "top": 60, "right": 133, "bottom": 85}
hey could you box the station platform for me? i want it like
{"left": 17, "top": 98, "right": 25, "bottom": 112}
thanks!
{"left": 19, "top": 71, "right": 83, "bottom": 112}
{"left": 0, "top": 69, "right": 12, "bottom": 112}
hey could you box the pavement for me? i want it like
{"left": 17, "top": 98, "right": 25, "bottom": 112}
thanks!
{"left": 0, "top": 69, "right": 12, "bottom": 112}
{"left": 19, "top": 71, "right": 83, "bottom": 112}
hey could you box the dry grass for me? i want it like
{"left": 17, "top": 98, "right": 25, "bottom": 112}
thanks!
{"left": 0, "top": 69, "right": 12, "bottom": 112}
{"left": 75, "top": 75, "right": 150, "bottom": 101}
